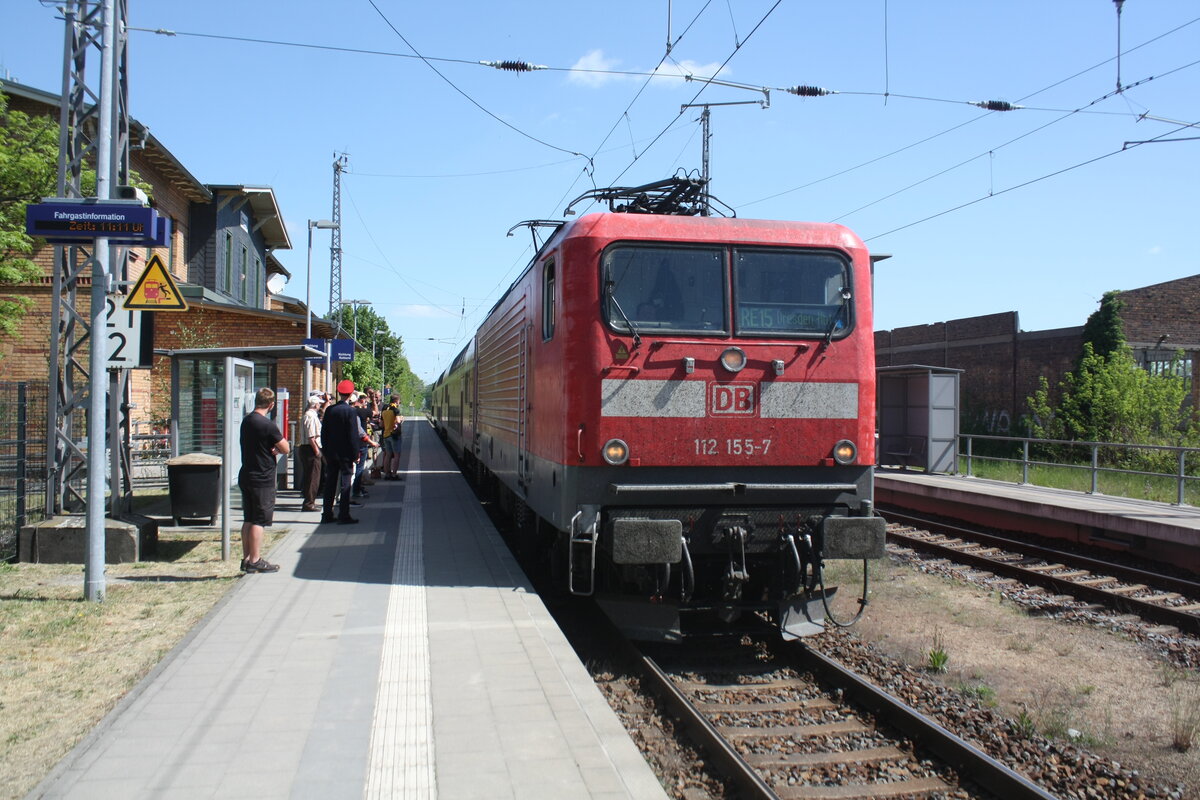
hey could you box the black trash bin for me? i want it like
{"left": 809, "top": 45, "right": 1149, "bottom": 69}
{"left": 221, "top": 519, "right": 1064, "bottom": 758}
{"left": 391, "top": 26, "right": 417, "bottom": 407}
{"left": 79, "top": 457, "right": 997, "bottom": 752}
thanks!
{"left": 166, "top": 453, "right": 222, "bottom": 526}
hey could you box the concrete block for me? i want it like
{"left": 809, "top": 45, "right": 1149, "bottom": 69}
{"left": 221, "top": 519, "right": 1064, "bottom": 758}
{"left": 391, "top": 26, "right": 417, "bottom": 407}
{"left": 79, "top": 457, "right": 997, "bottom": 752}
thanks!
{"left": 19, "top": 514, "right": 158, "bottom": 563}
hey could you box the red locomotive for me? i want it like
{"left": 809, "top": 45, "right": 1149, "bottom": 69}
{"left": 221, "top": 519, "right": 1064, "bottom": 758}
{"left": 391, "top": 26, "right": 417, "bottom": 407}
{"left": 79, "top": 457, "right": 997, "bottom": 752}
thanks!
{"left": 432, "top": 178, "right": 885, "bottom": 641}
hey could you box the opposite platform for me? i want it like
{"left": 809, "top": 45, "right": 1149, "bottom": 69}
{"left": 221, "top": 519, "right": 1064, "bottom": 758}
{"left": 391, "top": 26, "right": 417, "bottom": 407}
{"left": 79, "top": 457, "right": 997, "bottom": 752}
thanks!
{"left": 876, "top": 468, "right": 1200, "bottom": 569}
{"left": 31, "top": 419, "right": 666, "bottom": 800}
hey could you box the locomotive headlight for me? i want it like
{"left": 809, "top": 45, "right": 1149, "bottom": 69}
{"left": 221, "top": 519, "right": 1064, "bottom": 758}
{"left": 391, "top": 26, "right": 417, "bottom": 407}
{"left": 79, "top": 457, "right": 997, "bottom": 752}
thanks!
{"left": 719, "top": 347, "right": 747, "bottom": 373}
{"left": 832, "top": 439, "right": 857, "bottom": 465}
{"left": 603, "top": 438, "right": 630, "bottom": 465}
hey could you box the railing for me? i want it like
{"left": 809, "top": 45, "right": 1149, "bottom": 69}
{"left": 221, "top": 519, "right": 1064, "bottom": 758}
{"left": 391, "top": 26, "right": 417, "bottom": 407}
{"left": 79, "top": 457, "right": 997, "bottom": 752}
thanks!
{"left": 130, "top": 432, "right": 172, "bottom": 489}
{"left": 960, "top": 433, "right": 1199, "bottom": 506}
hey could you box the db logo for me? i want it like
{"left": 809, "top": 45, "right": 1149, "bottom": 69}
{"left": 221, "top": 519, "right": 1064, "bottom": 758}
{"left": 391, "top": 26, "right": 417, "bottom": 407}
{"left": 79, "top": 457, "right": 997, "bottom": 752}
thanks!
{"left": 711, "top": 383, "right": 756, "bottom": 416}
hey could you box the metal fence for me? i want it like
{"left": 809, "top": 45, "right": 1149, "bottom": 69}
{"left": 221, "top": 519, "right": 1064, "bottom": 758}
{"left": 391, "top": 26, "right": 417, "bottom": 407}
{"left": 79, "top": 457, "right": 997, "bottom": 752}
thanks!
{"left": 960, "top": 433, "right": 1199, "bottom": 506}
{"left": 130, "top": 431, "right": 171, "bottom": 489}
{"left": 0, "top": 381, "right": 49, "bottom": 561}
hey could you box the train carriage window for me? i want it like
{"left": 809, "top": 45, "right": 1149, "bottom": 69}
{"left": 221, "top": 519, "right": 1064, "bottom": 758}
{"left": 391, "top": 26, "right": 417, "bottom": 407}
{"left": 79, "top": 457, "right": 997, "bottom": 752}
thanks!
{"left": 734, "top": 249, "right": 852, "bottom": 337}
{"left": 602, "top": 245, "right": 726, "bottom": 335}
{"left": 542, "top": 259, "right": 555, "bottom": 340}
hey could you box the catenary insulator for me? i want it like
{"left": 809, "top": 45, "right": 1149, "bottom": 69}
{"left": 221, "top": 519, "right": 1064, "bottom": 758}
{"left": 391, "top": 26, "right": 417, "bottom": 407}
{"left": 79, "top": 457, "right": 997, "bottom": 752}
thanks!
{"left": 786, "top": 85, "right": 833, "bottom": 97}
{"left": 971, "top": 100, "right": 1022, "bottom": 111}
{"left": 480, "top": 60, "right": 548, "bottom": 72}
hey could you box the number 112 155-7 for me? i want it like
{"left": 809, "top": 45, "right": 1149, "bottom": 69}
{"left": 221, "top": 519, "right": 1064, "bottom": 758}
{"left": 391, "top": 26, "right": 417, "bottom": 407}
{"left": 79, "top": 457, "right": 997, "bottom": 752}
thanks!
{"left": 694, "top": 438, "right": 771, "bottom": 456}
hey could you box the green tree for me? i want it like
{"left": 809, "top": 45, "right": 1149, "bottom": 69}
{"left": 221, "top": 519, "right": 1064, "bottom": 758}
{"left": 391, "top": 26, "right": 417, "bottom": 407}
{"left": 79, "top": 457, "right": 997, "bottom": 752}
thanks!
{"left": 1026, "top": 342, "right": 1198, "bottom": 469}
{"left": 333, "top": 304, "right": 426, "bottom": 411}
{"left": 0, "top": 91, "right": 59, "bottom": 335}
{"left": 1079, "top": 290, "right": 1126, "bottom": 360}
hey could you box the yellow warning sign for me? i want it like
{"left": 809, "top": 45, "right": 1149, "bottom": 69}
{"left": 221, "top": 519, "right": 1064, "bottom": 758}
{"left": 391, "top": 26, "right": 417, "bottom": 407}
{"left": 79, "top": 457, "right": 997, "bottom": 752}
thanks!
{"left": 124, "top": 253, "right": 188, "bottom": 311}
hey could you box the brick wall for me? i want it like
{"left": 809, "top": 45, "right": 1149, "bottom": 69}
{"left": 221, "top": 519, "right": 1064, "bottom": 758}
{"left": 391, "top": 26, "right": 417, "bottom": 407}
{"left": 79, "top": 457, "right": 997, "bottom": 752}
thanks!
{"left": 1119, "top": 275, "right": 1200, "bottom": 345}
{"left": 876, "top": 311, "right": 1082, "bottom": 434}
{"left": 1118, "top": 275, "right": 1200, "bottom": 412}
{"left": 147, "top": 306, "right": 326, "bottom": 432}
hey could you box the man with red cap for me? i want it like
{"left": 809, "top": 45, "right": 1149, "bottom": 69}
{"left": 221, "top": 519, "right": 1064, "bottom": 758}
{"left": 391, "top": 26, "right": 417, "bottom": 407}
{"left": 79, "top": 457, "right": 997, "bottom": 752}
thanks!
{"left": 321, "top": 379, "right": 362, "bottom": 524}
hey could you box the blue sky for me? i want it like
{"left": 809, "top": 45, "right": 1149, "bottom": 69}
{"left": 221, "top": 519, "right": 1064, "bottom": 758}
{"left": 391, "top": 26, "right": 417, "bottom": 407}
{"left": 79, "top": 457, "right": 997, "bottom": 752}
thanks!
{"left": 3, "top": 1, "right": 1198, "bottom": 382}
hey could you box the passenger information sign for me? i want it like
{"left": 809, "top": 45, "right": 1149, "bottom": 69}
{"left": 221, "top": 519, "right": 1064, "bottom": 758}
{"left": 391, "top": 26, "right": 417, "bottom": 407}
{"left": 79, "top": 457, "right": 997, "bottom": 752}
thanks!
{"left": 26, "top": 200, "right": 159, "bottom": 245}
{"left": 124, "top": 254, "right": 188, "bottom": 311}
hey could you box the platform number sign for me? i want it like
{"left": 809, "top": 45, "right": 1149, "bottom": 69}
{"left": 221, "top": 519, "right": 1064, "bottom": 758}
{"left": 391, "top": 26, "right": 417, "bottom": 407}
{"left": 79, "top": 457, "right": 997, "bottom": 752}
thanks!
{"left": 105, "top": 294, "right": 153, "bottom": 369}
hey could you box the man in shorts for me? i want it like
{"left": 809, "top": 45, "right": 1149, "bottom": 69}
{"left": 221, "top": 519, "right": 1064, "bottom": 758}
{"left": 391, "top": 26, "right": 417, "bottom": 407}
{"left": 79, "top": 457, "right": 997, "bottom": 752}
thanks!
{"left": 238, "top": 388, "right": 291, "bottom": 573}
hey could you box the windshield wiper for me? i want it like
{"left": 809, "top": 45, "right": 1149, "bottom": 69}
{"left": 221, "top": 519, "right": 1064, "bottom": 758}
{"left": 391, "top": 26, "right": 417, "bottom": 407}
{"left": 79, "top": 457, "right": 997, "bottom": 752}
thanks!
{"left": 606, "top": 280, "right": 642, "bottom": 350}
{"left": 823, "top": 287, "right": 852, "bottom": 347}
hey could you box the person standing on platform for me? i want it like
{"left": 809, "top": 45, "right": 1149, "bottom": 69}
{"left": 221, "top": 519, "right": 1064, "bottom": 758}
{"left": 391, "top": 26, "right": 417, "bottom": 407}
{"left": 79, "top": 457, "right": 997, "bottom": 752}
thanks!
{"left": 322, "top": 379, "right": 362, "bottom": 524}
{"left": 381, "top": 395, "right": 403, "bottom": 480}
{"left": 239, "top": 388, "right": 290, "bottom": 573}
{"left": 351, "top": 393, "right": 373, "bottom": 499}
{"left": 298, "top": 394, "right": 323, "bottom": 512}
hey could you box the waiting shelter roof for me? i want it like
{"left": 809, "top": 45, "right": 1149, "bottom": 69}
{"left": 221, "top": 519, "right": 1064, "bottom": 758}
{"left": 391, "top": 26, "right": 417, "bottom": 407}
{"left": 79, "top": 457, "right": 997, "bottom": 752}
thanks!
{"left": 155, "top": 345, "right": 324, "bottom": 361}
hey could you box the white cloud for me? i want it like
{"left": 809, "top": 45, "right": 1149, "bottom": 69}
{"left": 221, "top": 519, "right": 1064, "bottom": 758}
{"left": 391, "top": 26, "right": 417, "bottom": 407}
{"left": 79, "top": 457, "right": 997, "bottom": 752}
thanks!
{"left": 568, "top": 51, "right": 729, "bottom": 90}
{"left": 650, "top": 59, "right": 729, "bottom": 87}
{"left": 1148, "top": 245, "right": 1163, "bottom": 255}
{"left": 568, "top": 50, "right": 622, "bottom": 87}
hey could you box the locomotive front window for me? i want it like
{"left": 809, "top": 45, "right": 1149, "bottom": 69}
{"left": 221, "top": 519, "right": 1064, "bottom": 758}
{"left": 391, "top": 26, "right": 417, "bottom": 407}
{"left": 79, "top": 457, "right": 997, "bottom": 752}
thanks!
{"left": 603, "top": 245, "right": 726, "bottom": 334}
{"left": 734, "top": 249, "right": 852, "bottom": 337}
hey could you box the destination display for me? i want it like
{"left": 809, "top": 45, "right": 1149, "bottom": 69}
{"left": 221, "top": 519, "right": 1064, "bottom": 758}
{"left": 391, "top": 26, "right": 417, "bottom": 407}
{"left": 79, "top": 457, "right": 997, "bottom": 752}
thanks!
{"left": 25, "top": 201, "right": 159, "bottom": 245}
{"left": 737, "top": 303, "right": 838, "bottom": 333}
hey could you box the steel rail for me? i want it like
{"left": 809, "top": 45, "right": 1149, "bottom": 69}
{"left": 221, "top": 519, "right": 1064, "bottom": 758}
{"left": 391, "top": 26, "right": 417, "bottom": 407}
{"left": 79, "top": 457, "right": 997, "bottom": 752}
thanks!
{"left": 882, "top": 510, "right": 1200, "bottom": 636}
{"left": 882, "top": 508, "right": 1200, "bottom": 597}
{"left": 789, "top": 644, "right": 1059, "bottom": 800}
{"left": 637, "top": 651, "right": 780, "bottom": 800}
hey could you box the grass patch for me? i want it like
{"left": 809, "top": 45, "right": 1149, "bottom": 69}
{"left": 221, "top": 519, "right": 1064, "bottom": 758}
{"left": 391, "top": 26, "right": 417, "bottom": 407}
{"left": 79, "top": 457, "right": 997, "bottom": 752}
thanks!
{"left": 958, "top": 682, "right": 998, "bottom": 707}
{"left": 1170, "top": 683, "right": 1200, "bottom": 753}
{"left": 926, "top": 626, "right": 949, "bottom": 673}
{"left": 0, "top": 522, "right": 280, "bottom": 800}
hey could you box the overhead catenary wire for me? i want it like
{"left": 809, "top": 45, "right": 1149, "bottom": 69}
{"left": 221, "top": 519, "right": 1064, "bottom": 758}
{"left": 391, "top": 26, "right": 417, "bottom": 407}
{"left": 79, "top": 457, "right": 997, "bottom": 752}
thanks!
{"left": 537, "top": 0, "right": 719, "bottom": 221}
{"left": 363, "top": 0, "right": 585, "bottom": 160}
{"left": 827, "top": 56, "right": 1200, "bottom": 226}
{"left": 863, "top": 118, "right": 1198, "bottom": 243}
{"left": 739, "top": 14, "right": 1200, "bottom": 210}
{"left": 587, "top": 0, "right": 785, "bottom": 207}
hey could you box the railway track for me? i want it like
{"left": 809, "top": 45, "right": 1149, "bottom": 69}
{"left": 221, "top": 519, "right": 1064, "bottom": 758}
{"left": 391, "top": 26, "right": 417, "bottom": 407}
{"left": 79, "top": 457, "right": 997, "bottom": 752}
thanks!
{"left": 881, "top": 508, "right": 1200, "bottom": 637}
{"left": 637, "top": 640, "right": 1055, "bottom": 800}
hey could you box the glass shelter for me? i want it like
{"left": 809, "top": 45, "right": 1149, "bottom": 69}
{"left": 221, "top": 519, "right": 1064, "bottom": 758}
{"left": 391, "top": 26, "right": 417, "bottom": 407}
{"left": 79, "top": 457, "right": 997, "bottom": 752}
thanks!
{"left": 162, "top": 344, "right": 323, "bottom": 558}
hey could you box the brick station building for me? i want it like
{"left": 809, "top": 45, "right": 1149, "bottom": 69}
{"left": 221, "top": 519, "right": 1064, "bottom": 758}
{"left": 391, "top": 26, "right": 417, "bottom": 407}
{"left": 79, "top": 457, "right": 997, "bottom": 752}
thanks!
{"left": 874, "top": 274, "right": 1200, "bottom": 435}
{"left": 1, "top": 78, "right": 340, "bottom": 438}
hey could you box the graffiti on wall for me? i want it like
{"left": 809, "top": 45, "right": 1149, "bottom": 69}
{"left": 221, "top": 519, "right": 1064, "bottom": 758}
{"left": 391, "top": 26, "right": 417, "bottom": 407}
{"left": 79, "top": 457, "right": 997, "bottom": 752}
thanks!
{"left": 976, "top": 408, "right": 1012, "bottom": 434}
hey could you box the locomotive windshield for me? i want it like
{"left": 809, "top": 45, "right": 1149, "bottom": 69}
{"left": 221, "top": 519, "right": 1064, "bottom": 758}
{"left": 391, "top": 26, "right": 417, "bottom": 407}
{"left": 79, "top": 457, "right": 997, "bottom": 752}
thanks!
{"left": 603, "top": 245, "right": 726, "bottom": 334}
{"left": 602, "top": 244, "right": 853, "bottom": 339}
{"left": 734, "top": 249, "right": 852, "bottom": 337}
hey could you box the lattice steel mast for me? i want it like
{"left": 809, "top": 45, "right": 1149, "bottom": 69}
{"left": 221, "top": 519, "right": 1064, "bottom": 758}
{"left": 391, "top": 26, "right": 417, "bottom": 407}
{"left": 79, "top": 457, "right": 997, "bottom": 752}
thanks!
{"left": 43, "top": 0, "right": 131, "bottom": 600}
{"left": 328, "top": 153, "right": 347, "bottom": 324}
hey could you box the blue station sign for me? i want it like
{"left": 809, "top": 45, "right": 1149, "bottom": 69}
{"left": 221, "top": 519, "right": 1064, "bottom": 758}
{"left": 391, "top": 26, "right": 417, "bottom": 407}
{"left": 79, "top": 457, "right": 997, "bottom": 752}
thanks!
{"left": 302, "top": 338, "right": 357, "bottom": 364}
{"left": 26, "top": 200, "right": 159, "bottom": 245}
{"left": 330, "top": 339, "right": 355, "bottom": 362}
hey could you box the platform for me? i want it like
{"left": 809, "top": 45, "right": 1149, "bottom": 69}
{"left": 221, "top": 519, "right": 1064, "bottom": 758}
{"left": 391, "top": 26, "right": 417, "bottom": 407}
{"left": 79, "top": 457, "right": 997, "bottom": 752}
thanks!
{"left": 30, "top": 420, "right": 667, "bottom": 799}
{"left": 876, "top": 468, "right": 1200, "bottom": 570}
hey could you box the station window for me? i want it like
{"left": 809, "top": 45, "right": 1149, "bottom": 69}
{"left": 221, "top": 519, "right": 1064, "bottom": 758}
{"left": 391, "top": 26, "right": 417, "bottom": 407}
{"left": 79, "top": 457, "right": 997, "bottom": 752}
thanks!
{"left": 239, "top": 246, "right": 248, "bottom": 303}
{"left": 1143, "top": 353, "right": 1193, "bottom": 390}
{"left": 542, "top": 259, "right": 555, "bottom": 340}
{"left": 223, "top": 232, "right": 232, "bottom": 294}
{"left": 252, "top": 257, "right": 262, "bottom": 308}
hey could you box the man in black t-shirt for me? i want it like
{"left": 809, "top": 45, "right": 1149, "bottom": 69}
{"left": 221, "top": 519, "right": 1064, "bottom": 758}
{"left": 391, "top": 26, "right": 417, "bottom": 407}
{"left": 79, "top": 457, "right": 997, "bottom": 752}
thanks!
{"left": 238, "top": 388, "right": 291, "bottom": 573}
